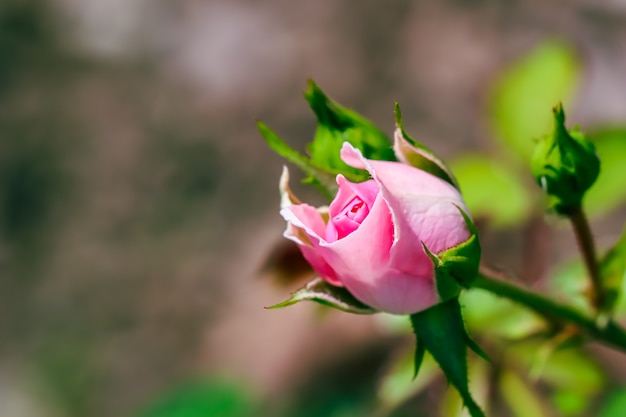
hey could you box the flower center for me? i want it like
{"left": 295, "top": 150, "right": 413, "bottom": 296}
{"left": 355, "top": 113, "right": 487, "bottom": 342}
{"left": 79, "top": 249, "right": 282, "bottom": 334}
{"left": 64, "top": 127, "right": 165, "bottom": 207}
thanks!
{"left": 349, "top": 201, "right": 364, "bottom": 214}
{"left": 327, "top": 197, "right": 370, "bottom": 240}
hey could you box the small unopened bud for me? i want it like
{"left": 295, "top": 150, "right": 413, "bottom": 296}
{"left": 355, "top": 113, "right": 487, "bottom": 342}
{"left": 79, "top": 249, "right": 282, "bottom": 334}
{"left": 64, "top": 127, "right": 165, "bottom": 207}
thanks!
{"left": 531, "top": 104, "right": 600, "bottom": 215}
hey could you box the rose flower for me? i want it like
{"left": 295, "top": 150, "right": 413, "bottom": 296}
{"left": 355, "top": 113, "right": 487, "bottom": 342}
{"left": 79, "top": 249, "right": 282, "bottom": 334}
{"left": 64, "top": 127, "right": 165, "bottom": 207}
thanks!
{"left": 280, "top": 142, "right": 472, "bottom": 315}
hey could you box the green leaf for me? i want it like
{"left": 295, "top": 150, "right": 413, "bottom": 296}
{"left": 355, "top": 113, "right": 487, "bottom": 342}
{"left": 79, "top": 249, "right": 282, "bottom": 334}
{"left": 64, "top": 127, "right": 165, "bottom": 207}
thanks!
{"left": 599, "top": 226, "right": 626, "bottom": 315}
{"left": 376, "top": 346, "right": 439, "bottom": 411}
{"left": 488, "top": 40, "right": 581, "bottom": 161}
{"left": 410, "top": 298, "right": 486, "bottom": 417}
{"left": 586, "top": 128, "right": 626, "bottom": 216}
{"left": 551, "top": 229, "right": 626, "bottom": 317}
{"left": 553, "top": 390, "right": 588, "bottom": 416}
{"left": 548, "top": 259, "right": 591, "bottom": 314}
{"left": 449, "top": 154, "right": 532, "bottom": 228}
{"left": 599, "top": 389, "right": 626, "bottom": 417}
{"left": 304, "top": 80, "right": 396, "bottom": 181}
{"left": 461, "top": 288, "right": 547, "bottom": 341}
{"left": 393, "top": 103, "right": 458, "bottom": 188}
{"left": 267, "top": 277, "right": 378, "bottom": 314}
{"left": 500, "top": 370, "right": 547, "bottom": 417}
{"left": 257, "top": 121, "right": 337, "bottom": 199}
{"left": 506, "top": 341, "right": 604, "bottom": 416}
{"left": 134, "top": 379, "right": 255, "bottom": 417}
{"left": 540, "top": 348, "right": 604, "bottom": 413}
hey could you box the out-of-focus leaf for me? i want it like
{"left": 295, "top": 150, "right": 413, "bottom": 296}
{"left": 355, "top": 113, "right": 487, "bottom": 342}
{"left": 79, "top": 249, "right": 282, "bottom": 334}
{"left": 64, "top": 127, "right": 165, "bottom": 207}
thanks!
{"left": 267, "top": 277, "right": 378, "bottom": 314}
{"left": 462, "top": 288, "right": 546, "bottom": 341}
{"left": 488, "top": 40, "right": 581, "bottom": 161}
{"left": 552, "top": 390, "right": 587, "bottom": 416}
{"left": 551, "top": 237, "right": 626, "bottom": 318}
{"left": 506, "top": 342, "right": 604, "bottom": 417}
{"left": 599, "top": 389, "right": 626, "bottom": 417}
{"left": 548, "top": 260, "right": 590, "bottom": 313}
{"left": 547, "top": 349, "right": 604, "bottom": 392}
{"left": 599, "top": 226, "right": 626, "bottom": 315}
{"left": 377, "top": 346, "right": 439, "bottom": 411}
{"left": 513, "top": 343, "right": 604, "bottom": 393}
{"left": 586, "top": 128, "right": 626, "bottom": 216}
{"left": 134, "top": 379, "right": 254, "bottom": 417}
{"left": 450, "top": 154, "right": 532, "bottom": 228}
{"left": 500, "top": 370, "right": 547, "bottom": 417}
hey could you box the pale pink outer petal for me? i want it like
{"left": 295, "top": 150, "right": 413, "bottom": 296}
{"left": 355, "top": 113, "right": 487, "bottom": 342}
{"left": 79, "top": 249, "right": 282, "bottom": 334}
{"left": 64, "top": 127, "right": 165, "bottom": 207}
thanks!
{"left": 319, "top": 191, "right": 395, "bottom": 309}
{"left": 339, "top": 142, "right": 470, "bottom": 314}
{"left": 281, "top": 203, "right": 343, "bottom": 287}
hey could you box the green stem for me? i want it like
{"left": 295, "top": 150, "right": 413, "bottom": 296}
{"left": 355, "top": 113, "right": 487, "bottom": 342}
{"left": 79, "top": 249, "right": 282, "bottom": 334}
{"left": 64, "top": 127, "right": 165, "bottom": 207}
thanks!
{"left": 473, "top": 272, "right": 626, "bottom": 352}
{"left": 569, "top": 206, "right": 603, "bottom": 311}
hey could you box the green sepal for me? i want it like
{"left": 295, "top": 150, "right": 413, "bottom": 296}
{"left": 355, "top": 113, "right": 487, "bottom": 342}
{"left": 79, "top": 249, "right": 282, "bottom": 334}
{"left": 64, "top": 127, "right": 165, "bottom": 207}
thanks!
{"left": 304, "top": 80, "right": 396, "bottom": 182}
{"left": 393, "top": 103, "right": 459, "bottom": 189}
{"left": 599, "top": 225, "right": 626, "bottom": 316}
{"left": 410, "top": 298, "right": 486, "bottom": 417}
{"left": 260, "top": 81, "right": 397, "bottom": 201}
{"left": 257, "top": 121, "right": 337, "bottom": 200}
{"left": 266, "top": 277, "right": 378, "bottom": 315}
{"left": 413, "top": 340, "right": 426, "bottom": 379}
{"left": 531, "top": 103, "right": 601, "bottom": 215}
{"left": 423, "top": 206, "right": 481, "bottom": 302}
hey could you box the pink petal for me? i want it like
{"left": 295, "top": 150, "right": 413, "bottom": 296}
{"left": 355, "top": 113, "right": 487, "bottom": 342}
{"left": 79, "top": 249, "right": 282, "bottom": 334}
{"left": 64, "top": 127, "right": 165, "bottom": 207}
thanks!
{"left": 338, "top": 143, "right": 470, "bottom": 312}
{"left": 326, "top": 175, "right": 378, "bottom": 241}
{"left": 281, "top": 204, "right": 343, "bottom": 286}
{"left": 320, "top": 192, "right": 395, "bottom": 307}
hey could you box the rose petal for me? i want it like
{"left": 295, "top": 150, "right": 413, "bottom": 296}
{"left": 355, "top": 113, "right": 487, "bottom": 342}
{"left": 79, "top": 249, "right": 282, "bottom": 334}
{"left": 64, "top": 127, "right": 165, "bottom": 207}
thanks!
{"left": 320, "top": 192, "right": 394, "bottom": 308}
{"left": 326, "top": 175, "right": 378, "bottom": 241}
{"left": 281, "top": 204, "right": 343, "bottom": 286}
{"left": 339, "top": 142, "right": 470, "bottom": 307}
{"left": 279, "top": 166, "right": 302, "bottom": 209}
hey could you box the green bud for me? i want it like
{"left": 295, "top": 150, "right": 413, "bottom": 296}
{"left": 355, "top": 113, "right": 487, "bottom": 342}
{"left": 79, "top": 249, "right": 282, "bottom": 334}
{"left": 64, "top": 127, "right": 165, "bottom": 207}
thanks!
{"left": 531, "top": 104, "right": 600, "bottom": 215}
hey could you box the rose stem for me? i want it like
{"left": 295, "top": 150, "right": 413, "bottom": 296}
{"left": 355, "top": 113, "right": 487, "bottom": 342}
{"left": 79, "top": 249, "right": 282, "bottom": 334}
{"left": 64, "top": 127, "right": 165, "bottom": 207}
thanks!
{"left": 473, "top": 271, "right": 626, "bottom": 352}
{"left": 569, "top": 206, "right": 604, "bottom": 312}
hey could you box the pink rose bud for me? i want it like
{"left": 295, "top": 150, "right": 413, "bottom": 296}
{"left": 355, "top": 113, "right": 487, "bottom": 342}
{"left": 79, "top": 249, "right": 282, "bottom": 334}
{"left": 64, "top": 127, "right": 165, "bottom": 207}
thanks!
{"left": 280, "top": 142, "right": 473, "bottom": 315}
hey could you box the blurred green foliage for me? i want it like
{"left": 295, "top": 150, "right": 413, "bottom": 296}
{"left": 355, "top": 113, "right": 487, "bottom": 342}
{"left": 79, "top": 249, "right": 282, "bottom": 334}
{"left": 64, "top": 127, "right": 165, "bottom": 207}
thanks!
{"left": 135, "top": 379, "right": 255, "bottom": 417}
{"left": 585, "top": 129, "right": 626, "bottom": 216}
{"left": 275, "top": 341, "right": 395, "bottom": 417}
{"left": 488, "top": 40, "right": 581, "bottom": 162}
{"left": 451, "top": 154, "right": 532, "bottom": 227}
{"left": 599, "top": 389, "right": 626, "bottom": 417}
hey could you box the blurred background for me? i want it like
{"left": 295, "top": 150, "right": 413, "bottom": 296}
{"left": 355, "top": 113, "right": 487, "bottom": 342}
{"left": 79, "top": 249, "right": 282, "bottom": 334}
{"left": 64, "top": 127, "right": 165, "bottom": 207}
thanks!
{"left": 1, "top": 0, "right": 626, "bottom": 416}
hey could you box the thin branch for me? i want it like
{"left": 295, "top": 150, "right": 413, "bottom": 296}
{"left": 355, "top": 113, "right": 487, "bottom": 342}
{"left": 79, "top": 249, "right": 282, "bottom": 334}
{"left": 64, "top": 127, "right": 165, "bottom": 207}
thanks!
{"left": 473, "top": 270, "right": 626, "bottom": 353}
{"left": 569, "top": 206, "right": 604, "bottom": 311}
